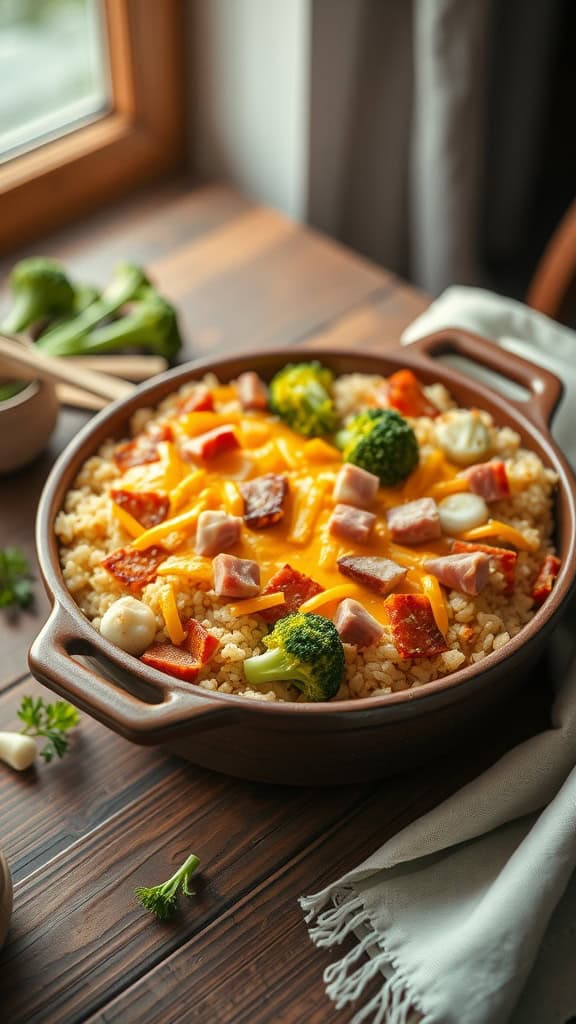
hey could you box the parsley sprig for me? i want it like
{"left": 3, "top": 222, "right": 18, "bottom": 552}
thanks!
{"left": 0, "top": 546, "right": 34, "bottom": 609}
{"left": 135, "top": 853, "right": 200, "bottom": 919}
{"left": 18, "top": 696, "right": 80, "bottom": 762}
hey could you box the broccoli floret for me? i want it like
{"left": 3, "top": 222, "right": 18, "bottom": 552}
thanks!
{"left": 2, "top": 258, "right": 75, "bottom": 334}
{"left": 336, "top": 408, "right": 419, "bottom": 486}
{"left": 243, "top": 612, "right": 345, "bottom": 701}
{"left": 36, "top": 262, "right": 150, "bottom": 356}
{"left": 269, "top": 361, "right": 337, "bottom": 437}
{"left": 57, "top": 291, "right": 182, "bottom": 360}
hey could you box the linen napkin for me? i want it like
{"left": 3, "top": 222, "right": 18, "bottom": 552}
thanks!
{"left": 300, "top": 287, "right": 576, "bottom": 1024}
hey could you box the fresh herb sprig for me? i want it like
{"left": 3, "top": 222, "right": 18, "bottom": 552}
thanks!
{"left": 135, "top": 853, "right": 200, "bottom": 919}
{"left": 0, "top": 547, "right": 34, "bottom": 609}
{"left": 18, "top": 696, "right": 80, "bottom": 762}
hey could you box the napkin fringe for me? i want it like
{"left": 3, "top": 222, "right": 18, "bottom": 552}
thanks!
{"left": 300, "top": 888, "right": 430, "bottom": 1024}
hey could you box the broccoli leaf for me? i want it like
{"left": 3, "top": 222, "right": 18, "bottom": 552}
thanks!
{"left": 0, "top": 547, "right": 34, "bottom": 609}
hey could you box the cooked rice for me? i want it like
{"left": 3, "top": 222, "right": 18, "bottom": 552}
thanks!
{"left": 55, "top": 373, "right": 558, "bottom": 702}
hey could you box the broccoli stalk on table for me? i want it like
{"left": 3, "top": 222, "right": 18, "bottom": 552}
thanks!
{"left": 269, "top": 361, "right": 337, "bottom": 437}
{"left": 336, "top": 407, "right": 419, "bottom": 487}
{"left": 243, "top": 612, "right": 345, "bottom": 701}
{"left": 135, "top": 853, "right": 200, "bottom": 920}
{"left": 35, "top": 262, "right": 150, "bottom": 356}
{"left": 70, "top": 290, "right": 182, "bottom": 360}
{"left": 1, "top": 258, "right": 75, "bottom": 334}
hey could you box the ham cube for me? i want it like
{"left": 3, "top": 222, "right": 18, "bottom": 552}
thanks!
{"left": 213, "top": 554, "right": 260, "bottom": 598}
{"left": 386, "top": 497, "right": 441, "bottom": 545}
{"left": 236, "top": 371, "right": 268, "bottom": 410}
{"left": 337, "top": 555, "right": 407, "bottom": 594}
{"left": 182, "top": 425, "right": 239, "bottom": 461}
{"left": 334, "top": 599, "right": 384, "bottom": 647}
{"left": 328, "top": 503, "right": 376, "bottom": 545}
{"left": 196, "top": 510, "right": 242, "bottom": 556}
{"left": 462, "top": 460, "right": 510, "bottom": 502}
{"left": 333, "top": 464, "right": 379, "bottom": 509}
{"left": 451, "top": 540, "right": 518, "bottom": 594}
{"left": 424, "top": 552, "right": 491, "bottom": 596}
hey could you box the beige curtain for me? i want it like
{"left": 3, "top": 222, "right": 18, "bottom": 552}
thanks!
{"left": 307, "top": 0, "right": 559, "bottom": 297}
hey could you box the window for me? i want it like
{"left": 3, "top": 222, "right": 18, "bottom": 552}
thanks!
{"left": 1, "top": 0, "right": 110, "bottom": 164}
{"left": 0, "top": 0, "right": 186, "bottom": 252}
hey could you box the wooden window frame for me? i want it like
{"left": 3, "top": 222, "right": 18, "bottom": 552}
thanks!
{"left": 0, "top": 0, "right": 186, "bottom": 253}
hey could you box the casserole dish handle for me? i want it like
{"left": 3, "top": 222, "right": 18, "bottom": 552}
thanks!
{"left": 29, "top": 604, "right": 238, "bottom": 744}
{"left": 408, "top": 328, "right": 563, "bottom": 429}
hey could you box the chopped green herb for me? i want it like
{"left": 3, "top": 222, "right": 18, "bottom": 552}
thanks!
{"left": 0, "top": 547, "right": 34, "bottom": 609}
{"left": 135, "top": 853, "right": 200, "bottom": 919}
{"left": 17, "top": 696, "right": 80, "bottom": 762}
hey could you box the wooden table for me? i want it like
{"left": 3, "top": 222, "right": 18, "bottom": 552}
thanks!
{"left": 0, "top": 182, "right": 550, "bottom": 1023}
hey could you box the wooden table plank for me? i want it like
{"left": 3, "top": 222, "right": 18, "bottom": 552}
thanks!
{"left": 0, "top": 770, "right": 382, "bottom": 1022}
{"left": 0, "top": 677, "right": 176, "bottom": 879}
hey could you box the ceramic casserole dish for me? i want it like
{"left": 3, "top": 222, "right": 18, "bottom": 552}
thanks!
{"left": 29, "top": 330, "right": 576, "bottom": 784}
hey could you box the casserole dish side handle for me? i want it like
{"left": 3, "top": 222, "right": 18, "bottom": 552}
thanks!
{"left": 29, "top": 604, "right": 237, "bottom": 745}
{"left": 409, "top": 328, "right": 563, "bottom": 429}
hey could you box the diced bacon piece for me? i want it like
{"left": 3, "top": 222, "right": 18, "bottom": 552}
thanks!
{"left": 424, "top": 552, "right": 491, "bottom": 596}
{"left": 337, "top": 555, "right": 407, "bottom": 594}
{"left": 148, "top": 423, "right": 173, "bottom": 443}
{"left": 386, "top": 497, "right": 441, "bottom": 545}
{"left": 462, "top": 460, "right": 510, "bottom": 502}
{"left": 182, "top": 425, "right": 239, "bottom": 462}
{"left": 110, "top": 489, "right": 170, "bottom": 529}
{"left": 142, "top": 617, "right": 219, "bottom": 681}
{"left": 333, "top": 464, "right": 379, "bottom": 508}
{"left": 186, "top": 617, "right": 220, "bottom": 665}
{"left": 328, "top": 503, "right": 376, "bottom": 545}
{"left": 101, "top": 545, "right": 166, "bottom": 591}
{"left": 196, "top": 510, "right": 242, "bottom": 557}
{"left": 113, "top": 430, "right": 167, "bottom": 472}
{"left": 260, "top": 564, "right": 324, "bottom": 624}
{"left": 236, "top": 371, "right": 268, "bottom": 410}
{"left": 334, "top": 599, "right": 384, "bottom": 647}
{"left": 378, "top": 369, "right": 439, "bottom": 419}
{"left": 178, "top": 386, "right": 214, "bottom": 414}
{"left": 451, "top": 539, "right": 518, "bottom": 594}
{"left": 385, "top": 593, "right": 448, "bottom": 658}
{"left": 213, "top": 553, "right": 260, "bottom": 598}
{"left": 240, "top": 473, "right": 288, "bottom": 528}
{"left": 530, "top": 554, "right": 561, "bottom": 607}
{"left": 141, "top": 643, "right": 202, "bottom": 681}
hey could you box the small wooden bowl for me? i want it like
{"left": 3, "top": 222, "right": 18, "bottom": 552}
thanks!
{"left": 0, "top": 378, "right": 59, "bottom": 474}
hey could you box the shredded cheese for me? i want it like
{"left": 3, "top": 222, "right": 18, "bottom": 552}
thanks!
{"left": 287, "top": 477, "right": 328, "bottom": 545}
{"left": 160, "top": 584, "right": 187, "bottom": 644}
{"left": 299, "top": 583, "right": 366, "bottom": 614}
{"left": 111, "top": 501, "right": 145, "bottom": 539}
{"left": 228, "top": 592, "right": 286, "bottom": 618}
{"left": 303, "top": 438, "right": 342, "bottom": 463}
{"left": 456, "top": 519, "right": 538, "bottom": 551}
{"left": 178, "top": 410, "right": 240, "bottom": 437}
{"left": 419, "top": 574, "right": 449, "bottom": 636}
{"left": 157, "top": 556, "right": 213, "bottom": 583}
{"left": 401, "top": 450, "right": 445, "bottom": 501}
{"left": 429, "top": 477, "right": 469, "bottom": 500}
{"left": 131, "top": 491, "right": 213, "bottom": 550}
{"left": 221, "top": 480, "right": 244, "bottom": 516}
{"left": 169, "top": 469, "right": 206, "bottom": 513}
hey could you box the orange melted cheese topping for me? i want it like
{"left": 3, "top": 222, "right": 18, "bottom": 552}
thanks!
{"left": 114, "top": 405, "right": 462, "bottom": 628}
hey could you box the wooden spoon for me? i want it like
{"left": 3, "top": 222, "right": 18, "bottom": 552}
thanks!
{"left": 0, "top": 333, "right": 134, "bottom": 403}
